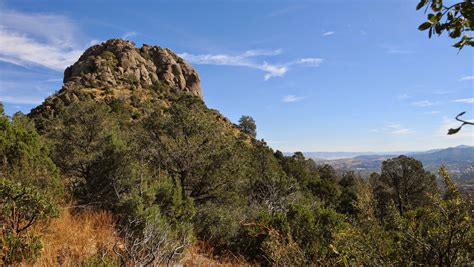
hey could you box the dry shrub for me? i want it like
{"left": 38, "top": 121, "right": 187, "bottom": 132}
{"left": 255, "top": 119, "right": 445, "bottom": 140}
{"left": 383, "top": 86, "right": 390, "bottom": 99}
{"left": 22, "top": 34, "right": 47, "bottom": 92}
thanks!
{"left": 180, "top": 241, "right": 247, "bottom": 267}
{"left": 32, "top": 207, "right": 120, "bottom": 266}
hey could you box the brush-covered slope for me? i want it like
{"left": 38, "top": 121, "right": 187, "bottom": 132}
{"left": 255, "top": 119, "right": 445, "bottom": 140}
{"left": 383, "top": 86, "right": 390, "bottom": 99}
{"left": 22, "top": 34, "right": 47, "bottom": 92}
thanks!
{"left": 29, "top": 39, "right": 241, "bottom": 136}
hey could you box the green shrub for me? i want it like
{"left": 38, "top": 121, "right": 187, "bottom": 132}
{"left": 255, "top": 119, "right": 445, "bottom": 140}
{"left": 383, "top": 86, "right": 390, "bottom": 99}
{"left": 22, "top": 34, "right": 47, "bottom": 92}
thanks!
{"left": 101, "top": 51, "right": 118, "bottom": 69}
{"left": 0, "top": 179, "right": 58, "bottom": 265}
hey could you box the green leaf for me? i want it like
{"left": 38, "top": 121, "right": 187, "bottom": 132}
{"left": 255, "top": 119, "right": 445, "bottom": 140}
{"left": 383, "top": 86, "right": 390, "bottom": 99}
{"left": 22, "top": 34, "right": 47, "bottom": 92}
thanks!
{"left": 416, "top": 0, "right": 428, "bottom": 10}
{"left": 447, "top": 12, "right": 454, "bottom": 20}
{"left": 453, "top": 41, "right": 462, "bottom": 48}
{"left": 431, "top": 2, "right": 442, "bottom": 12}
{"left": 419, "top": 22, "right": 432, "bottom": 31}
{"left": 428, "top": 14, "right": 439, "bottom": 23}
{"left": 449, "top": 27, "right": 461, "bottom": 38}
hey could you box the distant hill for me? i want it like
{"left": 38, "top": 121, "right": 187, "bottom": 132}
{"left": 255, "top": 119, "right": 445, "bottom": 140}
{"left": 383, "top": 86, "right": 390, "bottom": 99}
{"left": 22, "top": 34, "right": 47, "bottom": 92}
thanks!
{"left": 294, "top": 151, "right": 380, "bottom": 159}
{"left": 302, "top": 145, "right": 474, "bottom": 186}
{"left": 292, "top": 145, "right": 472, "bottom": 161}
{"left": 286, "top": 151, "right": 412, "bottom": 160}
{"left": 409, "top": 146, "right": 474, "bottom": 165}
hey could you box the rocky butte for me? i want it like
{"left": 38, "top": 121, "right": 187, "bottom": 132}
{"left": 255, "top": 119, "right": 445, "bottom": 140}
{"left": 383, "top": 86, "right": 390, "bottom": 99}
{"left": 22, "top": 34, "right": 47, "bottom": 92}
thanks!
{"left": 30, "top": 38, "right": 239, "bottom": 134}
{"left": 31, "top": 39, "right": 202, "bottom": 117}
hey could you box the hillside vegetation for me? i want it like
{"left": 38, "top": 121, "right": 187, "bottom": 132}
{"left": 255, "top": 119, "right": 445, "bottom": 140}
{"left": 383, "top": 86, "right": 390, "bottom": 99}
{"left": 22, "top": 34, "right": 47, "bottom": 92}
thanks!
{"left": 1, "top": 39, "right": 472, "bottom": 266}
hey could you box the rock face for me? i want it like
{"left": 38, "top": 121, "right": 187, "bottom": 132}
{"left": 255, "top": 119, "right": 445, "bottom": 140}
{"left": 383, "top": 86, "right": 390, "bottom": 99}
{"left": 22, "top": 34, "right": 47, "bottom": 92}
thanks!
{"left": 62, "top": 39, "right": 201, "bottom": 97}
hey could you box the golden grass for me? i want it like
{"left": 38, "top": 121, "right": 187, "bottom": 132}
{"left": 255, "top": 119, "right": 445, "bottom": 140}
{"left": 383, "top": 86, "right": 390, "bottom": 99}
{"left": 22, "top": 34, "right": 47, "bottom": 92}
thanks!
{"left": 27, "top": 207, "right": 247, "bottom": 266}
{"left": 32, "top": 207, "right": 120, "bottom": 266}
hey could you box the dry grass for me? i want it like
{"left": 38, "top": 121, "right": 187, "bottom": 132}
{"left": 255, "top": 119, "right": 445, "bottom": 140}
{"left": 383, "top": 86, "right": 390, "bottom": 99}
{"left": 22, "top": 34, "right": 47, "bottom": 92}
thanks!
{"left": 32, "top": 207, "right": 120, "bottom": 266}
{"left": 27, "top": 208, "right": 247, "bottom": 266}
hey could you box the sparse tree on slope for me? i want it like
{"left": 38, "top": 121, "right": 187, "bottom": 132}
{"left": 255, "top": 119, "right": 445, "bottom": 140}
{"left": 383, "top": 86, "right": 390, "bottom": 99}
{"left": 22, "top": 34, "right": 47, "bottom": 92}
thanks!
{"left": 374, "top": 156, "right": 437, "bottom": 217}
{"left": 238, "top": 115, "right": 257, "bottom": 138}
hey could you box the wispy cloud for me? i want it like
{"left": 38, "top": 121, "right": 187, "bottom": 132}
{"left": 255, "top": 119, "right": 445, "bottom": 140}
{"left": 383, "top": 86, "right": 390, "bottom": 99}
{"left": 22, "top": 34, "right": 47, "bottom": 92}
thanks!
{"left": 433, "top": 89, "right": 451, "bottom": 95}
{"left": 372, "top": 122, "right": 414, "bottom": 135}
{"left": 424, "top": 110, "right": 440, "bottom": 115}
{"left": 242, "top": 49, "right": 283, "bottom": 57}
{"left": 291, "top": 58, "right": 323, "bottom": 66}
{"left": 397, "top": 93, "right": 411, "bottom": 100}
{"left": 381, "top": 44, "right": 413, "bottom": 54}
{"left": 282, "top": 95, "right": 304, "bottom": 103}
{"left": 41, "top": 78, "right": 63, "bottom": 83}
{"left": 0, "top": 95, "right": 45, "bottom": 105}
{"left": 322, "top": 31, "right": 335, "bottom": 37}
{"left": 452, "top": 98, "right": 474, "bottom": 104}
{"left": 0, "top": 79, "right": 53, "bottom": 104}
{"left": 180, "top": 50, "right": 323, "bottom": 80}
{"left": 390, "top": 128, "right": 414, "bottom": 135}
{"left": 386, "top": 123, "right": 402, "bottom": 129}
{"left": 411, "top": 100, "right": 435, "bottom": 107}
{"left": 459, "top": 75, "right": 474, "bottom": 81}
{"left": 266, "top": 5, "right": 305, "bottom": 18}
{"left": 0, "top": 10, "right": 85, "bottom": 71}
{"left": 122, "top": 31, "right": 137, "bottom": 39}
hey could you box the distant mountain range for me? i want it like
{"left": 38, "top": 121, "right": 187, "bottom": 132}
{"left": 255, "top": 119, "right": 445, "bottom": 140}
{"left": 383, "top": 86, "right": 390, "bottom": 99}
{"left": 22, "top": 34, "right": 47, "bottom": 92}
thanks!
{"left": 289, "top": 145, "right": 473, "bottom": 161}
{"left": 293, "top": 145, "right": 474, "bottom": 187}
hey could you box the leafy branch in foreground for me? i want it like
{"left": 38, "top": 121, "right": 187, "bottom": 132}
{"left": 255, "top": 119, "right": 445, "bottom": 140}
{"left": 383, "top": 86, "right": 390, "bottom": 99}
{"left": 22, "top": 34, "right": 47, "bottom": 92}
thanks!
{"left": 416, "top": 0, "right": 474, "bottom": 49}
{"left": 0, "top": 179, "right": 58, "bottom": 265}
{"left": 447, "top": 111, "right": 474, "bottom": 134}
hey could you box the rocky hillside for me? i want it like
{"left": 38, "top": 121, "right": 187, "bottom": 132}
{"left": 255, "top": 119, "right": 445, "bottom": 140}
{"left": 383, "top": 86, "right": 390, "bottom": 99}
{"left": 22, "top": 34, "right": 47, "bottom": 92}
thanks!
{"left": 31, "top": 39, "right": 201, "bottom": 118}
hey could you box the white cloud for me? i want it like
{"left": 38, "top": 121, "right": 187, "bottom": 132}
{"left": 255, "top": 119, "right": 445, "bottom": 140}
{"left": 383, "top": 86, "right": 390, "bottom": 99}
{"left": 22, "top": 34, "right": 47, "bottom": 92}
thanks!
{"left": 266, "top": 5, "right": 305, "bottom": 18}
{"left": 0, "top": 95, "right": 45, "bottom": 105}
{"left": 459, "top": 75, "right": 474, "bottom": 81}
{"left": 433, "top": 89, "right": 451, "bottom": 95}
{"left": 372, "top": 122, "right": 414, "bottom": 135}
{"left": 290, "top": 58, "right": 323, "bottom": 66}
{"left": 0, "top": 80, "right": 53, "bottom": 104}
{"left": 424, "top": 111, "right": 440, "bottom": 115}
{"left": 322, "top": 31, "right": 335, "bottom": 37}
{"left": 282, "top": 95, "right": 304, "bottom": 103}
{"left": 397, "top": 93, "right": 411, "bottom": 100}
{"left": 411, "top": 100, "right": 435, "bottom": 107}
{"left": 180, "top": 50, "right": 323, "bottom": 80}
{"left": 122, "top": 31, "right": 137, "bottom": 39}
{"left": 242, "top": 49, "right": 283, "bottom": 57}
{"left": 89, "top": 39, "right": 101, "bottom": 46}
{"left": 41, "top": 78, "right": 63, "bottom": 83}
{"left": 390, "top": 128, "right": 414, "bottom": 135}
{"left": 0, "top": 10, "right": 85, "bottom": 71}
{"left": 452, "top": 98, "right": 474, "bottom": 104}
{"left": 386, "top": 123, "right": 402, "bottom": 129}
{"left": 261, "top": 63, "right": 288, "bottom": 80}
{"left": 381, "top": 44, "right": 413, "bottom": 54}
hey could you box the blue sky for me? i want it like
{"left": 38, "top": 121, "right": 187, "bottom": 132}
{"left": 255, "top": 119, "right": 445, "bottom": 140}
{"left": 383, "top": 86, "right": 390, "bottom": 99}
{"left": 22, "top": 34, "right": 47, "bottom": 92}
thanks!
{"left": 0, "top": 0, "right": 472, "bottom": 152}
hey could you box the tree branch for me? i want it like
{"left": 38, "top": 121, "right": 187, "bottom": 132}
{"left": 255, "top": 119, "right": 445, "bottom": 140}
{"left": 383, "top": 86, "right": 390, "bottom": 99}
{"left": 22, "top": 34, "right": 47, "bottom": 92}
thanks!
{"left": 447, "top": 111, "right": 473, "bottom": 135}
